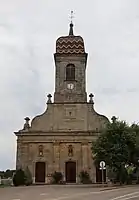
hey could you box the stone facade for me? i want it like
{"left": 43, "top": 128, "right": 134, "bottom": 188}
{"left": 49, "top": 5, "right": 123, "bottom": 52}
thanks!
{"left": 54, "top": 55, "right": 87, "bottom": 103}
{"left": 14, "top": 22, "right": 108, "bottom": 184}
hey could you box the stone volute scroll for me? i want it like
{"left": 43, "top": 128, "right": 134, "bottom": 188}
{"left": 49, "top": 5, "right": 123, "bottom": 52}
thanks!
{"left": 23, "top": 117, "right": 30, "bottom": 130}
{"left": 68, "top": 145, "right": 73, "bottom": 157}
{"left": 38, "top": 145, "right": 43, "bottom": 156}
{"left": 89, "top": 93, "right": 94, "bottom": 104}
{"left": 47, "top": 94, "right": 52, "bottom": 104}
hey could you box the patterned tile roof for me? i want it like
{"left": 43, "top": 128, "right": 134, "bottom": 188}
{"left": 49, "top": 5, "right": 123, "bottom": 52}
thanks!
{"left": 56, "top": 23, "right": 85, "bottom": 54}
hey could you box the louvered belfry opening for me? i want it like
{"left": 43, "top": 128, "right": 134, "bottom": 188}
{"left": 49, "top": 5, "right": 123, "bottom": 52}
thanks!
{"left": 66, "top": 64, "right": 75, "bottom": 81}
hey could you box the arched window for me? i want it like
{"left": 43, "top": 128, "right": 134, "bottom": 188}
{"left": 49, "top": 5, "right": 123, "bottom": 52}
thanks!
{"left": 66, "top": 64, "right": 75, "bottom": 81}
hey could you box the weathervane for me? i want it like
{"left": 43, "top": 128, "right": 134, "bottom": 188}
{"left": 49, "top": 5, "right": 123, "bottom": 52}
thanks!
{"left": 69, "top": 11, "right": 74, "bottom": 35}
{"left": 70, "top": 10, "right": 74, "bottom": 23}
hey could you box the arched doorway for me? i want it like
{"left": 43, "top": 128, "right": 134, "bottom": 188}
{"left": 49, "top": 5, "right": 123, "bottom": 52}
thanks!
{"left": 35, "top": 162, "right": 46, "bottom": 183}
{"left": 65, "top": 161, "right": 76, "bottom": 183}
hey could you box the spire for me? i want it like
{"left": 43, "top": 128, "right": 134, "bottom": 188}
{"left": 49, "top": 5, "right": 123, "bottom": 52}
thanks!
{"left": 69, "top": 11, "right": 74, "bottom": 36}
{"left": 69, "top": 22, "right": 74, "bottom": 36}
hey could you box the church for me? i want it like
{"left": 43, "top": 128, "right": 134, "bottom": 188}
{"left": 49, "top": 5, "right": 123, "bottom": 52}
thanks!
{"left": 14, "top": 21, "right": 108, "bottom": 184}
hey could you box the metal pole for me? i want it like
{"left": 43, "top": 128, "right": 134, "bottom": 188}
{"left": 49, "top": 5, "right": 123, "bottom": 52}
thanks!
{"left": 102, "top": 166, "right": 104, "bottom": 185}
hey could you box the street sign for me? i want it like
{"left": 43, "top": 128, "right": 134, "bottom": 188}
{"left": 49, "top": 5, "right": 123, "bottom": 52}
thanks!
{"left": 99, "top": 161, "right": 106, "bottom": 185}
{"left": 100, "top": 161, "right": 105, "bottom": 168}
{"left": 100, "top": 167, "right": 106, "bottom": 170}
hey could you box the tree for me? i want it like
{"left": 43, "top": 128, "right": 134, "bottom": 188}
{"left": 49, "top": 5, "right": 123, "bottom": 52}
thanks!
{"left": 0, "top": 170, "right": 15, "bottom": 179}
{"left": 24, "top": 166, "right": 32, "bottom": 186}
{"left": 130, "top": 123, "right": 139, "bottom": 183}
{"left": 0, "top": 171, "right": 4, "bottom": 179}
{"left": 130, "top": 124, "right": 139, "bottom": 165}
{"left": 4, "top": 169, "right": 15, "bottom": 178}
{"left": 91, "top": 117, "right": 137, "bottom": 183}
{"left": 125, "top": 164, "right": 136, "bottom": 184}
{"left": 13, "top": 169, "right": 25, "bottom": 186}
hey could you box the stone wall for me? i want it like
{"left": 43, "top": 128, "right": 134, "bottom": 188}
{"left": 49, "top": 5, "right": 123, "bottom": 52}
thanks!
{"left": 16, "top": 139, "right": 96, "bottom": 183}
{"left": 30, "top": 103, "right": 108, "bottom": 132}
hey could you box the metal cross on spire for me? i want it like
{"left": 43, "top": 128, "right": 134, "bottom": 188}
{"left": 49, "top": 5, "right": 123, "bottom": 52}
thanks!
{"left": 69, "top": 11, "right": 74, "bottom": 35}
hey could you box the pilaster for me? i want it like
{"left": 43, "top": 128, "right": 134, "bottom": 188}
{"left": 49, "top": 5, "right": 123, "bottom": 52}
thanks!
{"left": 53, "top": 141, "right": 60, "bottom": 171}
{"left": 81, "top": 141, "right": 89, "bottom": 171}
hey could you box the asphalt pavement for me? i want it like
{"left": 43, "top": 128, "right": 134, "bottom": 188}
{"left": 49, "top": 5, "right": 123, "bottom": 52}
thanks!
{"left": 0, "top": 185, "right": 139, "bottom": 200}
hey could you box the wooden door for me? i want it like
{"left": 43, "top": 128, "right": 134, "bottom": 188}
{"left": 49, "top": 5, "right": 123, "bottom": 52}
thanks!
{"left": 35, "top": 162, "right": 45, "bottom": 183}
{"left": 65, "top": 161, "right": 76, "bottom": 183}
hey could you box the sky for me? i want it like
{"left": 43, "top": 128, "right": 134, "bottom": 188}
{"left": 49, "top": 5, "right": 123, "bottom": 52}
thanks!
{"left": 0, "top": 0, "right": 139, "bottom": 170}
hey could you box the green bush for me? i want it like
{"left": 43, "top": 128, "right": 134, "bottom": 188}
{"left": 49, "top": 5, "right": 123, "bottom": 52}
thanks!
{"left": 107, "top": 167, "right": 117, "bottom": 183}
{"left": 24, "top": 166, "right": 32, "bottom": 186}
{"left": 79, "top": 170, "right": 92, "bottom": 184}
{"left": 116, "top": 166, "right": 128, "bottom": 185}
{"left": 52, "top": 171, "right": 63, "bottom": 184}
{"left": 13, "top": 169, "right": 25, "bottom": 186}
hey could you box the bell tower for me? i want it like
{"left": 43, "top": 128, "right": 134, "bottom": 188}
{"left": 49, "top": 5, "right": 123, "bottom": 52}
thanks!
{"left": 54, "top": 21, "right": 88, "bottom": 103}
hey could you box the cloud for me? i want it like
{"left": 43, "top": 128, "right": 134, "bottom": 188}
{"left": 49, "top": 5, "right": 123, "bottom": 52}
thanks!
{"left": 0, "top": 0, "right": 139, "bottom": 170}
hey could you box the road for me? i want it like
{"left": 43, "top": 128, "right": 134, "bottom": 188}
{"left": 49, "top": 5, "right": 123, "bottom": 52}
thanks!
{"left": 0, "top": 185, "right": 139, "bottom": 200}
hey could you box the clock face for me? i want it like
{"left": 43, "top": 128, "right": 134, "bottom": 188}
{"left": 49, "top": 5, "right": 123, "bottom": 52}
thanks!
{"left": 67, "top": 83, "right": 74, "bottom": 90}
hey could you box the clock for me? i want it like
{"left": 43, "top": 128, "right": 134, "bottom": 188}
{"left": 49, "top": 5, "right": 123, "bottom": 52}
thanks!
{"left": 67, "top": 83, "right": 74, "bottom": 90}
